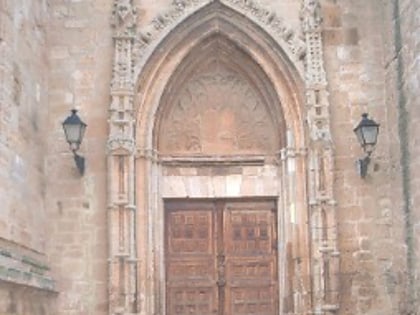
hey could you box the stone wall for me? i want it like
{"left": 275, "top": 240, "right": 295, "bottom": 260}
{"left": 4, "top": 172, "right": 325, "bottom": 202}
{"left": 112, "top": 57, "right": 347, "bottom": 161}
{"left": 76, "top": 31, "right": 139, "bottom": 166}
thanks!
{"left": 323, "top": 0, "right": 420, "bottom": 314}
{"left": 0, "top": 281, "right": 56, "bottom": 315}
{"left": 0, "top": 0, "right": 49, "bottom": 253}
{"left": 0, "top": 0, "right": 418, "bottom": 314}
{"left": 393, "top": 0, "right": 420, "bottom": 312}
{"left": 0, "top": 0, "right": 56, "bottom": 313}
{"left": 44, "top": 0, "right": 113, "bottom": 314}
{"left": 323, "top": 0, "right": 408, "bottom": 314}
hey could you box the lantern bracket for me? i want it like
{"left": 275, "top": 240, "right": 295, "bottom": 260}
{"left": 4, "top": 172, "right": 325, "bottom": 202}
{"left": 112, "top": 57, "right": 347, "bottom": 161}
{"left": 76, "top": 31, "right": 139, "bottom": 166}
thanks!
{"left": 73, "top": 151, "right": 85, "bottom": 176}
{"left": 356, "top": 155, "right": 371, "bottom": 179}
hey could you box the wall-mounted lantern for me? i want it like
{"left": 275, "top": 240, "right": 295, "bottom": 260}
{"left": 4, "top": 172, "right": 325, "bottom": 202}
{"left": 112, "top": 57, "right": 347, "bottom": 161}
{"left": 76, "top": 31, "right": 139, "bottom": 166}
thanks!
{"left": 62, "top": 109, "right": 87, "bottom": 175}
{"left": 353, "top": 113, "right": 380, "bottom": 178}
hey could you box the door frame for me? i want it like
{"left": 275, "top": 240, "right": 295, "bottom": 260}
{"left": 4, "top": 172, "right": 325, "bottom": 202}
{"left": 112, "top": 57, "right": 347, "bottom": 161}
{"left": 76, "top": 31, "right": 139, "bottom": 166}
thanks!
{"left": 145, "top": 164, "right": 290, "bottom": 315}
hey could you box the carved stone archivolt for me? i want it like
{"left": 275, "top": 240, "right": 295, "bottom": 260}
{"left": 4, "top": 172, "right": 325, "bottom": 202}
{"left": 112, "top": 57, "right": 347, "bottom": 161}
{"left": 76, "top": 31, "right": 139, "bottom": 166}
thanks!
{"left": 158, "top": 66, "right": 278, "bottom": 156}
{"left": 133, "top": 0, "right": 306, "bottom": 80}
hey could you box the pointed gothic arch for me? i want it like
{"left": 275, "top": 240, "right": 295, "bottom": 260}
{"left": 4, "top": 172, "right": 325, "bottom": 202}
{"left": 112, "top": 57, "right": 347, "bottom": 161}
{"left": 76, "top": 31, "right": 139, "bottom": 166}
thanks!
{"left": 133, "top": 3, "right": 310, "bottom": 315}
{"left": 108, "top": 1, "right": 340, "bottom": 314}
{"left": 134, "top": 0, "right": 306, "bottom": 151}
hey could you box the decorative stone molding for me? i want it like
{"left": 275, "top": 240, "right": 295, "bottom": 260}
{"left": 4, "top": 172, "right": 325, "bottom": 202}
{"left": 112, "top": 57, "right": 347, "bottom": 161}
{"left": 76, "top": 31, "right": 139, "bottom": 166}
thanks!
{"left": 111, "top": 0, "right": 137, "bottom": 38}
{"left": 300, "top": 0, "right": 339, "bottom": 314}
{"left": 135, "top": 147, "right": 159, "bottom": 162}
{"left": 111, "top": 0, "right": 137, "bottom": 90}
{"left": 222, "top": 0, "right": 306, "bottom": 57}
{"left": 107, "top": 136, "right": 136, "bottom": 155}
{"left": 300, "top": 0, "right": 322, "bottom": 33}
{"left": 301, "top": 0, "right": 330, "bottom": 142}
{"left": 132, "top": 0, "right": 209, "bottom": 66}
{"left": 132, "top": 0, "right": 306, "bottom": 78}
{"left": 111, "top": 40, "right": 135, "bottom": 90}
{"left": 108, "top": 1, "right": 138, "bottom": 314}
{"left": 0, "top": 249, "right": 55, "bottom": 292}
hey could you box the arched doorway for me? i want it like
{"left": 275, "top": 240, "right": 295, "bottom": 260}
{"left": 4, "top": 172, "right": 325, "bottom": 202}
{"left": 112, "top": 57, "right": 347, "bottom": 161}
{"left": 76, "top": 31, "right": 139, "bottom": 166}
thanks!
{"left": 134, "top": 4, "right": 308, "bottom": 315}
{"left": 107, "top": 1, "right": 339, "bottom": 314}
{"left": 156, "top": 34, "right": 285, "bottom": 315}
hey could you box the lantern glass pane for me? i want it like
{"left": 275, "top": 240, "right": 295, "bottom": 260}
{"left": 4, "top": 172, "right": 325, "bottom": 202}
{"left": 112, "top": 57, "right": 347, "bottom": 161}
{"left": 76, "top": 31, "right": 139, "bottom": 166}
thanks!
{"left": 79, "top": 124, "right": 87, "bottom": 143}
{"left": 354, "top": 127, "right": 365, "bottom": 146}
{"left": 64, "top": 124, "right": 81, "bottom": 144}
{"left": 362, "top": 125, "right": 378, "bottom": 146}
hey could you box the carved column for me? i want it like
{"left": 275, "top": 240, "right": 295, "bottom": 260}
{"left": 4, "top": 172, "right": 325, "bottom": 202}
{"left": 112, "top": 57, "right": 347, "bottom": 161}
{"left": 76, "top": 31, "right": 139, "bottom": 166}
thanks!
{"left": 300, "top": 0, "right": 339, "bottom": 314}
{"left": 108, "top": 1, "right": 138, "bottom": 314}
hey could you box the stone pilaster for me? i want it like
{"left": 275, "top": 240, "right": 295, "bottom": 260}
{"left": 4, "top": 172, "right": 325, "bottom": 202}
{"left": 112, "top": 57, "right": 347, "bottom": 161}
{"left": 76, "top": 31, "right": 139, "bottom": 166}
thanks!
{"left": 108, "top": 1, "right": 138, "bottom": 313}
{"left": 300, "top": 0, "right": 339, "bottom": 313}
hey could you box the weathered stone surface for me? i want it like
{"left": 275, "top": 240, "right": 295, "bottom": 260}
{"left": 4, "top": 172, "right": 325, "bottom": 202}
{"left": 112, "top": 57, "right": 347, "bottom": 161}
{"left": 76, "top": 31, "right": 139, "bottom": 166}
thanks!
{"left": 0, "top": 281, "right": 57, "bottom": 315}
{"left": 0, "top": 0, "right": 419, "bottom": 314}
{"left": 158, "top": 64, "right": 278, "bottom": 155}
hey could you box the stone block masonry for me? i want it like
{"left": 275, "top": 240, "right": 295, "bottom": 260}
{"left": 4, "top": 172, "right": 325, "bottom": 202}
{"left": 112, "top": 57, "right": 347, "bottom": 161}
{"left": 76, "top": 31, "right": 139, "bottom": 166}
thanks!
{"left": 0, "top": 0, "right": 418, "bottom": 314}
{"left": 0, "top": 0, "right": 49, "bottom": 252}
{"left": 392, "top": 0, "right": 420, "bottom": 313}
{"left": 45, "top": 0, "right": 112, "bottom": 314}
{"left": 0, "top": 1, "right": 54, "bottom": 311}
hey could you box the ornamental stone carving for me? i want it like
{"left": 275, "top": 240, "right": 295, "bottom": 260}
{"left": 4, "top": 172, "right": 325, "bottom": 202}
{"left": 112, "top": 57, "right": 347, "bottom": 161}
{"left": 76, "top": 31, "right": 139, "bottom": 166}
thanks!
{"left": 223, "top": 0, "right": 306, "bottom": 58}
{"left": 133, "top": 0, "right": 306, "bottom": 78}
{"left": 158, "top": 66, "right": 278, "bottom": 155}
{"left": 111, "top": 0, "right": 137, "bottom": 38}
{"left": 133, "top": 0, "right": 208, "bottom": 63}
{"left": 300, "top": 0, "right": 322, "bottom": 32}
{"left": 108, "top": 2, "right": 138, "bottom": 314}
{"left": 300, "top": 1, "right": 340, "bottom": 314}
{"left": 107, "top": 136, "right": 136, "bottom": 154}
{"left": 300, "top": 0, "right": 330, "bottom": 141}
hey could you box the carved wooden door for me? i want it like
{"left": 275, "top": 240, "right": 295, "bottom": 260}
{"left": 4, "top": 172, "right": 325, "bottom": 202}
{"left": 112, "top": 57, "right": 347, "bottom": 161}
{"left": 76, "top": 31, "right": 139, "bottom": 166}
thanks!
{"left": 165, "top": 200, "right": 278, "bottom": 315}
{"left": 166, "top": 201, "right": 218, "bottom": 315}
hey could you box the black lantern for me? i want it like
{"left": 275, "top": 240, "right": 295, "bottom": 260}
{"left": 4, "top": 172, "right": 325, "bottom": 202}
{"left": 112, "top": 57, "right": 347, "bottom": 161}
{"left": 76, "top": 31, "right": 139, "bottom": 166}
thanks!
{"left": 353, "top": 113, "right": 380, "bottom": 178}
{"left": 62, "top": 109, "right": 87, "bottom": 175}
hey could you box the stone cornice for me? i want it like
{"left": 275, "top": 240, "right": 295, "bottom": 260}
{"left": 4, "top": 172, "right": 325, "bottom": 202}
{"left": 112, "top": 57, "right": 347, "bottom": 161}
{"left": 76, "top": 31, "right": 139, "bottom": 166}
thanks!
{"left": 0, "top": 249, "right": 56, "bottom": 292}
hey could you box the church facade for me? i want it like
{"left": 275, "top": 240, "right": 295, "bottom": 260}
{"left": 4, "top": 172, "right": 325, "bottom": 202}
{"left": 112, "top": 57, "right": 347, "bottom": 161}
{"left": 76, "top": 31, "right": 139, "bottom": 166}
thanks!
{"left": 0, "top": 0, "right": 418, "bottom": 315}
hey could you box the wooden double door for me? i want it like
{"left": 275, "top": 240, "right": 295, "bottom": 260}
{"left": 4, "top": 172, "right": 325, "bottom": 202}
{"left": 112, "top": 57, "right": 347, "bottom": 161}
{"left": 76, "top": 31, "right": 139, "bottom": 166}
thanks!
{"left": 165, "top": 199, "right": 278, "bottom": 315}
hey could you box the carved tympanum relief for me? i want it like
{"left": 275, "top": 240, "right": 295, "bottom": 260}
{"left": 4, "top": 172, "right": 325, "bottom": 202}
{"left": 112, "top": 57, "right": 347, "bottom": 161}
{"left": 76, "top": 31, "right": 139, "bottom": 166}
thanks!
{"left": 158, "top": 64, "right": 278, "bottom": 155}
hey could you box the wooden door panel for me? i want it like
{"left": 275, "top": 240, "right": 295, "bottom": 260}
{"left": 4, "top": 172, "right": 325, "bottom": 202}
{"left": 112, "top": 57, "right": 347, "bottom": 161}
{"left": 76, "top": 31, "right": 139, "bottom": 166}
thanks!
{"left": 165, "top": 200, "right": 278, "bottom": 315}
{"left": 167, "top": 258, "right": 215, "bottom": 283}
{"left": 224, "top": 203, "right": 278, "bottom": 315}
{"left": 224, "top": 208, "right": 275, "bottom": 256}
{"left": 226, "top": 286, "right": 277, "bottom": 315}
{"left": 225, "top": 258, "right": 275, "bottom": 283}
{"left": 167, "top": 210, "right": 214, "bottom": 255}
{"left": 167, "top": 286, "right": 218, "bottom": 315}
{"left": 166, "top": 207, "right": 218, "bottom": 315}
